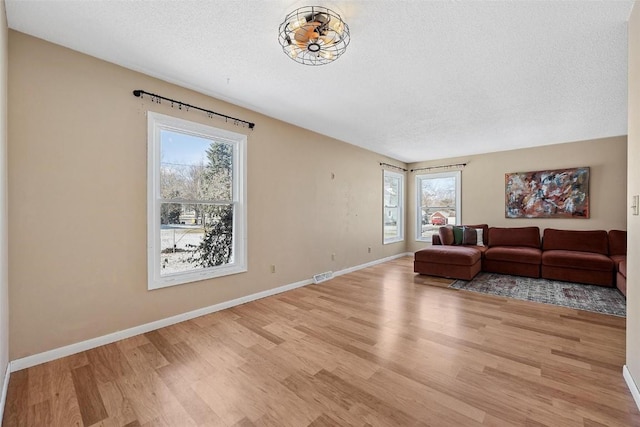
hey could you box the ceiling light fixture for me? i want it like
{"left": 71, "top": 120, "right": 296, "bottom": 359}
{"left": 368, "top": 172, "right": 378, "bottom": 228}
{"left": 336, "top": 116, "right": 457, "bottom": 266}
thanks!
{"left": 278, "top": 6, "right": 350, "bottom": 66}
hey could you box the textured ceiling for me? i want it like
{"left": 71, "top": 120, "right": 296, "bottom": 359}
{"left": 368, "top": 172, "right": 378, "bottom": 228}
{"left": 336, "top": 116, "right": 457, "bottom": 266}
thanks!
{"left": 5, "top": 0, "right": 634, "bottom": 163}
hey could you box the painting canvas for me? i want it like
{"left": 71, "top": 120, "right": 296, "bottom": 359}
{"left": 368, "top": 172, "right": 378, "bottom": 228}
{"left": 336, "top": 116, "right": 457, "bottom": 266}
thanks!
{"left": 505, "top": 167, "right": 590, "bottom": 219}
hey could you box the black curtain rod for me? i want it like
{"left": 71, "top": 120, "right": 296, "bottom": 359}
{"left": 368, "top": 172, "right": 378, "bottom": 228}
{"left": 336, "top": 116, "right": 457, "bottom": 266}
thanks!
{"left": 380, "top": 162, "right": 407, "bottom": 172}
{"left": 410, "top": 162, "right": 467, "bottom": 173}
{"left": 133, "top": 89, "right": 255, "bottom": 129}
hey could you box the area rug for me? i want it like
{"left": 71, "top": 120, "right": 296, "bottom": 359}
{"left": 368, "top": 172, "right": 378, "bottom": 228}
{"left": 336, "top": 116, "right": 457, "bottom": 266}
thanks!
{"left": 450, "top": 272, "right": 626, "bottom": 317}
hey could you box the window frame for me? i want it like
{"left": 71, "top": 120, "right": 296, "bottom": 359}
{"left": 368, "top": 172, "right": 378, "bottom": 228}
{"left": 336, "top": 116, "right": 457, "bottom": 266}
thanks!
{"left": 415, "top": 170, "right": 461, "bottom": 242}
{"left": 147, "top": 111, "right": 247, "bottom": 290}
{"left": 383, "top": 170, "right": 404, "bottom": 244}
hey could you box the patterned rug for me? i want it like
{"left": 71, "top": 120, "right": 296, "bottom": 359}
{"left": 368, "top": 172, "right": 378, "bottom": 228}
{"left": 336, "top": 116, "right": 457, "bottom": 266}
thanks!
{"left": 450, "top": 272, "right": 626, "bottom": 317}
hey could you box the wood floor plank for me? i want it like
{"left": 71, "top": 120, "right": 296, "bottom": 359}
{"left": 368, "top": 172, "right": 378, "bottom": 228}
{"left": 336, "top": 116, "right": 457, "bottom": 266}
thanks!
{"left": 307, "top": 413, "right": 341, "bottom": 427}
{"left": 95, "top": 380, "right": 138, "bottom": 427}
{"left": 550, "top": 348, "right": 621, "bottom": 371}
{"left": 115, "top": 370, "right": 195, "bottom": 426}
{"left": 3, "top": 369, "right": 29, "bottom": 427}
{"left": 70, "top": 365, "right": 108, "bottom": 426}
{"left": 85, "top": 343, "right": 133, "bottom": 384}
{"left": 26, "top": 399, "right": 51, "bottom": 427}
{"left": 368, "top": 366, "right": 487, "bottom": 424}
{"left": 231, "top": 417, "right": 256, "bottom": 427}
{"left": 3, "top": 256, "right": 640, "bottom": 426}
{"left": 49, "top": 367, "right": 83, "bottom": 427}
{"left": 156, "top": 368, "right": 224, "bottom": 426}
{"left": 281, "top": 371, "right": 379, "bottom": 426}
{"left": 120, "top": 342, "right": 169, "bottom": 375}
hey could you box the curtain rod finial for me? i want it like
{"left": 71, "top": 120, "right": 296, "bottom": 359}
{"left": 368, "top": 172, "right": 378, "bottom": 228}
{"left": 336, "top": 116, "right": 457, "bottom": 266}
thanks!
{"left": 133, "top": 90, "right": 143, "bottom": 97}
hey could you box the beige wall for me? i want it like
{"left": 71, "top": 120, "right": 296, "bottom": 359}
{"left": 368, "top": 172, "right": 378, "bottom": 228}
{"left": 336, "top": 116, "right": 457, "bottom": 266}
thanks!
{"left": 0, "top": 0, "right": 9, "bottom": 381}
{"left": 407, "top": 137, "right": 627, "bottom": 253}
{"left": 7, "top": 31, "right": 408, "bottom": 359}
{"left": 627, "top": 1, "right": 640, "bottom": 392}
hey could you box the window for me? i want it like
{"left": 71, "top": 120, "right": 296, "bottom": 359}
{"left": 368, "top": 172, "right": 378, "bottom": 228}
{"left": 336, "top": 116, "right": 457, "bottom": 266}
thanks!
{"left": 147, "top": 112, "right": 247, "bottom": 290}
{"left": 383, "top": 170, "right": 404, "bottom": 244}
{"left": 416, "top": 171, "right": 461, "bottom": 241}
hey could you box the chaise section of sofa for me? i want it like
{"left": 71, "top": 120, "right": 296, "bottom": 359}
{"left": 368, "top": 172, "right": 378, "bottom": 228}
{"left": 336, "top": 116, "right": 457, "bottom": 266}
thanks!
{"left": 541, "top": 229, "right": 614, "bottom": 287}
{"left": 414, "top": 245, "right": 482, "bottom": 280}
{"left": 413, "top": 224, "right": 488, "bottom": 280}
{"left": 484, "top": 226, "right": 542, "bottom": 278}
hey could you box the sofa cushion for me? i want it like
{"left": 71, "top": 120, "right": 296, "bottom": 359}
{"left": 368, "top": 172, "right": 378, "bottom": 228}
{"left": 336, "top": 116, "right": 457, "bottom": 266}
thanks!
{"left": 542, "top": 250, "right": 613, "bottom": 272}
{"left": 465, "top": 224, "right": 489, "bottom": 246}
{"left": 484, "top": 247, "right": 542, "bottom": 265}
{"left": 414, "top": 246, "right": 481, "bottom": 266}
{"left": 488, "top": 227, "right": 540, "bottom": 248}
{"left": 438, "top": 226, "right": 454, "bottom": 245}
{"left": 462, "top": 226, "right": 478, "bottom": 245}
{"left": 542, "top": 229, "right": 608, "bottom": 255}
{"left": 452, "top": 226, "right": 464, "bottom": 245}
{"left": 608, "top": 230, "right": 627, "bottom": 256}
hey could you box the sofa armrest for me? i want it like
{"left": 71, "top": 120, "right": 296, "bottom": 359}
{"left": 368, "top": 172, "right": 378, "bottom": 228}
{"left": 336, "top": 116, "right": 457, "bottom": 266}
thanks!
{"left": 608, "top": 230, "right": 627, "bottom": 256}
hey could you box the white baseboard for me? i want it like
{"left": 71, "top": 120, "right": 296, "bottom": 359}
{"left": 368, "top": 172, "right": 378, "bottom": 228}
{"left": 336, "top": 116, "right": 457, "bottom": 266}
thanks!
{"left": 333, "top": 252, "right": 412, "bottom": 277}
{"left": 10, "top": 253, "right": 411, "bottom": 372}
{"left": 624, "top": 365, "right": 640, "bottom": 411}
{"left": 0, "top": 362, "right": 10, "bottom": 422}
{"left": 333, "top": 253, "right": 413, "bottom": 276}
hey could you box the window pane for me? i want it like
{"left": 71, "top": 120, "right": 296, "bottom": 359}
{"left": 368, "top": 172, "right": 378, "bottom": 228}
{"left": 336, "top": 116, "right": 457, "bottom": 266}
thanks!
{"left": 160, "top": 130, "right": 233, "bottom": 201}
{"left": 419, "top": 175, "right": 458, "bottom": 239}
{"left": 384, "top": 206, "right": 399, "bottom": 239}
{"left": 384, "top": 175, "right": 400, "bottom": 239}
{"left": 160, "top": 203, "right": 234, "bottom": 276}
{"left": 383, "top": 171, "right": 403, "bottom": 243}
{"left": 384, "top": 175, "right": 400, "bottom": 208}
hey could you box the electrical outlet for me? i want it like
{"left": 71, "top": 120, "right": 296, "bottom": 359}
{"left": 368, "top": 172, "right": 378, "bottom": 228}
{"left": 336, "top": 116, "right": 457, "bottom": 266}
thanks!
{"left": 270, "top": 265, "right": 276, "bottom": 273}
{"left": 633, "top": 195, "right": 640, "bottom": 216}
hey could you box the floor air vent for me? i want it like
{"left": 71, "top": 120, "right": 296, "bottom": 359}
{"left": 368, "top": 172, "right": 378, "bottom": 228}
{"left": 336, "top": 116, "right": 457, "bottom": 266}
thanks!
{"left": 313, "top": 271, "right": 334, "bottom": 284}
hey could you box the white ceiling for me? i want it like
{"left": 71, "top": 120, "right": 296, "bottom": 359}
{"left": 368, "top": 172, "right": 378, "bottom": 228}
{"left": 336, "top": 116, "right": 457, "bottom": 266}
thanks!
{"left": 5, "top": 0, "right": 634, "bottom": 163}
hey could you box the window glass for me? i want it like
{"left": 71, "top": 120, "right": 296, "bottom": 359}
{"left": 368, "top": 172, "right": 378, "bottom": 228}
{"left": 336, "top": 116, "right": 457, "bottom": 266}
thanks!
{"left": 416, "top": 171, "right": 461, "bottom": 241}
{"left": 383, "top": 170, "right": 404, "bottom": 244}
{"left": 148, "top": 112, "right": 246, "bottom": 289}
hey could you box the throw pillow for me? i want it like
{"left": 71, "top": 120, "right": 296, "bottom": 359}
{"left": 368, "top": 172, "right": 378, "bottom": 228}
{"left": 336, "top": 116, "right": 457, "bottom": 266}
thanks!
{"left": 462, "top": 226, "right": 477, "bottom": 245}
{"left": 452, "top": 226, "right": 464, "bottom": 245}
{"left": 476, "top": 228, "right": 484, "bottom": 247}
{"left": 438, "top": 226, "right": 455, "bottom": 245}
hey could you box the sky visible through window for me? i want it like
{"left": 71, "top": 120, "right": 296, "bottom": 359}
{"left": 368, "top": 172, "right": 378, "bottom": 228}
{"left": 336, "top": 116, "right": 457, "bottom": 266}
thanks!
{"left": 161, "top": 130, "right": 212, "bottom": 166}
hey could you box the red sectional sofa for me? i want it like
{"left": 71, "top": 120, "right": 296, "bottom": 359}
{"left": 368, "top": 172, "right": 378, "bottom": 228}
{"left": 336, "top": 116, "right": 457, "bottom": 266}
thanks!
{"left": 414, "top": 225, "right": 627, "bottom": 296}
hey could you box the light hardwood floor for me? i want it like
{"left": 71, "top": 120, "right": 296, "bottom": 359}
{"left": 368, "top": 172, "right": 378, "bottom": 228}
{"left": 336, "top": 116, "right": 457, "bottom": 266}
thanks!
{"left": 3, "top": 256, "right": 639, "bottom": 426}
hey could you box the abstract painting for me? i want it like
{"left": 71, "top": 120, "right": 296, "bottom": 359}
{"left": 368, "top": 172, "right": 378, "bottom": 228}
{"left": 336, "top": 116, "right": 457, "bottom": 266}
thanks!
{"left": 505, "top": 167, "right": 590, "bottom": 218}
